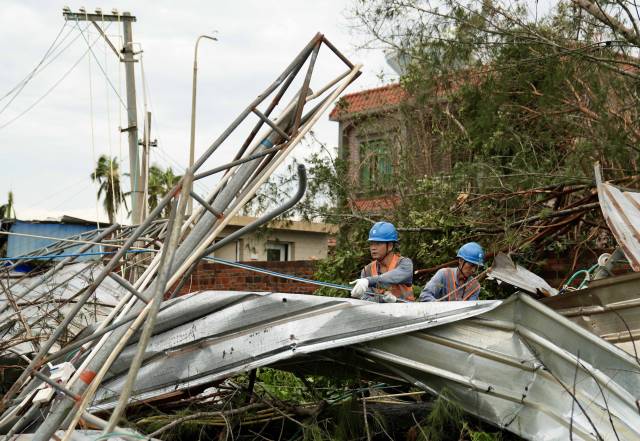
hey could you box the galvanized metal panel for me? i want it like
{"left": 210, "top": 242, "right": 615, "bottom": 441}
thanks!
{"left": 90, "top": 292, "right": 640, "bottom": 441}
{"left": 0, "top": 263, "right": 127, "bottom": 356}
{"left": 93, "top": 291, "right": 500, "bottom": 406}
{"left": 487, "top": 252, "right": 558, "bottom": 296}
{"left": 542, "top": 272, "right": 640, "bottom": 355}
{"left": 360, "top": 294, "right": 640, "bottom": 440}
{"left": 596, "top": 167, "right": 640, "bottom": 271}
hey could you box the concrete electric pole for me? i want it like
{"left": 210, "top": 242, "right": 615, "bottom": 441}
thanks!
{"left": 63, "top": 8, "right": 143, "bottom": 225}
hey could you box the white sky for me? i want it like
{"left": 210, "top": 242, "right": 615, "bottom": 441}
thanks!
{"left": 0, "top": 1, "right": 396, "bottom": 224}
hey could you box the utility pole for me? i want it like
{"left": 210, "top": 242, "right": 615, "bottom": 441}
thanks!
{"left": 140, "top": 111, "right": 152, "bottom": 218}
{"left": 63, "top": 8, "right": 142, "bottom": 225}
{"left": 187, "top": 35, "right": 217, "bottom": 216}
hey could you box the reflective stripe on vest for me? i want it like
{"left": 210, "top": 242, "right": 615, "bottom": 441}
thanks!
{"left": 368, "top": 254, "right": 415, "bottom": 301}
{"left": 443, "top": 267, "right": 479, "bottom": 301}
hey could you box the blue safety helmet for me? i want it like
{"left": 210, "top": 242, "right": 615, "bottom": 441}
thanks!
{"left": 368, "top": 221, "right": 398, "bottom": 242}
{"left": 457, "top": 242, "right": 484, "bottom": 266}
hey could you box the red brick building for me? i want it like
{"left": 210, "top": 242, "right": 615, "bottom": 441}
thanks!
{"left": 329, "top": 83, "right": 451, "bottom": 213}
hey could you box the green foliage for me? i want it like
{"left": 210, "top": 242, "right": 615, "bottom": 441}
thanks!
{"left": 147, "top": 164, "right": 181, "bottom": 218}
{"left": 0, "top": 191, "right": 15, "bottom": 219}
{"left": 257, "top": 368, "right": 308, "bottom": 401}
{"left": 414, "top": 393, "right": 508, "bottom": 441}
{"left": 91, "top": 155, "right": 127, "bottom": 224}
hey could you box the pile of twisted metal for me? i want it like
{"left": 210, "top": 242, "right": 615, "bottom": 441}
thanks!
{"left": 1, "top": 34, "right": 640, "bottom": 441}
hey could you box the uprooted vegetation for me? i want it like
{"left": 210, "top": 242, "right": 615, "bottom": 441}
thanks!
{"left": 128, "top": 368, "right": 517, "bottom": 440}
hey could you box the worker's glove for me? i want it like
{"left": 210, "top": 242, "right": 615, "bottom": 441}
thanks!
{"left": 349, "top": 278, "right": 369, "bottom": 299}
{"left": 382, "top": 292, "right": 397, "bottom": 303}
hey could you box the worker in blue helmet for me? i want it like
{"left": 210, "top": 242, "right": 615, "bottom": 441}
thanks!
{"left": 419, "top": 242, "right": 484, "bottom": 302}
{"left": 350, "top": 221, "right": 414, "bottom": 303}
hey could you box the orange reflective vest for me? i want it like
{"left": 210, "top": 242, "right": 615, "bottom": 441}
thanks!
{"left": 442, "top": 267, "right": 480, "bottom": 301}
{"left": 365, "top": 253, "right": 415, "bottom": 301}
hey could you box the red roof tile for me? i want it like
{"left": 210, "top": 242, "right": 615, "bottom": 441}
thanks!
{"left": 350, "top": 196, "right": 400, "bottom": 213}
{"left": 329, "top": 83, "right": 407, "bottom": 121}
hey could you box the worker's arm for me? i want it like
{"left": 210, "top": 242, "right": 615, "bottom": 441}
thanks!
{"left": 365, "top": 257, "right": 413, "bottom": 287}
{"left": 418, "top": 269, "right": 447, "bottom": 302}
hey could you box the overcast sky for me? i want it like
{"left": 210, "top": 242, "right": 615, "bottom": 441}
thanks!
{"left": 0, "top": 1, "right": 396, "bottom": 224}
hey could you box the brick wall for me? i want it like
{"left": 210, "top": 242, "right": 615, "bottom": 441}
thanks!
{"left": 178, "top": 260, "right": 319, "bottom": 295}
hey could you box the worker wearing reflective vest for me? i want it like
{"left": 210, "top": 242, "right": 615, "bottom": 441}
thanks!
{"left": 419, "top": 242, "right": 484, "bottom": 302}
{"left": 350, "top": 222, "right": 414, "bottom": 303}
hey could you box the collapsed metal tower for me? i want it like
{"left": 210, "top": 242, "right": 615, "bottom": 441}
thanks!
{"left": 0, "top": 33, "right": 360, "bottom": 440}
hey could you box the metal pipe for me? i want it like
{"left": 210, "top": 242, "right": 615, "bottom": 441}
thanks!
{"left": 193, "top": 33, "right": 322, "bottom": 172}
{"left": 291, "top": 41, "right": 321, "bottom": 133}
{"left": 32, "top": 371, "right": 80, "bottom": 401}
{"left": 108, "top": 273, "right": 149, "bottom": 304}
{"left": 193, "top": 144, "right": 285, "bottom": 181}
{"left": 232, "top": 50, "right": 307, "bottom": 163}
{"left": 0, "top": 224, "right": 119, "bottom": 315}
{"left": 105, "top": 183, "right": 187, "bottom": 432}
{"left": 187, "top": 34, "right": 217, "bottom": 216}
{"left": 32, "top": 36, "right": 358, "bottom": 441}
{"left": 2, "top": 189, "right": 174, "bottom": 414}
{"left": 251, "top": 108, "right": 291, "bottom": 140}
{"left": 189, "top": 191, "right": 223, "bottom": 219}
{"left": 170, "top": 164, "right": 307, "bottom": 298}
{"left": 321, "top": 35, "right": 354, "bottom": 69}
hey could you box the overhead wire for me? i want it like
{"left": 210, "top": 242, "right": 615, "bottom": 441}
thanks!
{"left": 75, "top": 22, "right": 127, "bottom": 109}
{"left": 136, "top": 52, "right": 209, "bottom": 194}
{"left": 0, "top": 22, "right": 68, "bottom": 106}
{"left": 139, "top": 51, "right": 150, "bottom": 217}
{"left": 0, "top": 22, "right": 112, "bottom": 131}
{"left": 0, "top": 21, "right": 88, "bottom": 109}
{"left": 19, "top": 175, "right": 90, "bottom": 213}
{"left": 87, "top": 20, "right": 100, "bottom": 228}
{"left": 98, "top": 14, "right": 117, "bottom": 228}
{"left": 116, "top": 14, "right": 125, "bottom": 225}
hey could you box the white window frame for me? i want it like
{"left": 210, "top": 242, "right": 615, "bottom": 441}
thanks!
{"left": 266, "top": 242, "right": 289, "bottom": 262}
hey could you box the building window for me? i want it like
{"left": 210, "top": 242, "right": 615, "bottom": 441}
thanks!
{"left": 359, "top": 139, "right": 392, "bottom": 192}
{"left": 266, "top": 242, "right": 289, "bottom": 262}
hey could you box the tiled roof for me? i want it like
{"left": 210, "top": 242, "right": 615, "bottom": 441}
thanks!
{"left": 329, "top": 83, "right": 407, "bottom": 121}
{"left": 349, "top": 196, "right": 400, "bottom": 213}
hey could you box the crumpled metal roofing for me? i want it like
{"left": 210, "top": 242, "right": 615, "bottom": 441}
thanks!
{"left": 487, "top": 252, "right": 558, "bottom": 296}
{"left": 596, "top": 166, "right": 640, "bottom": 271}
{"left": 360, "top": 293, "right": 640, "bottom": 440}
{"left": 0, "top": 263, "right": 126, "bottom": 356}
{"left": 542, "top": 271, "right": 640, "bottom": 356}
{"left": 93, "top": 291, "right": 500, "bottom": 406}
{"left": 89, "top": 291, "right": 640, "bottom": 441}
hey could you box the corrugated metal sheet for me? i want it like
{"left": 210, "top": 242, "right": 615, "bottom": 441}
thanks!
{"left": 6, "top": 221, "right": 100, "bottom": 261}
{"left": 93, "top": 291, "right": 500, "bottom": 407}
{"left": 0, "top": 263, "right": 127, "bottom": 356}
{"left": 542, "top": 271, "right": 640, "bottom": 355}
{"left": 487, "top": 252, "right": 558, "bottom": 296}
{"left": 595, "top": 166, "right": 640, "bottom": 271}
{"left": 359, "top": 294, "right": 640, "bottom": 440}
{"left": 88, "top": 291, "right": 640, "bottom": 440}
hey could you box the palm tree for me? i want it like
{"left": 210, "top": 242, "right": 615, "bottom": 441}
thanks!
{"left": 147, "top": 165, "right": 181, "bottom": 218}
{"left": 91, "top": 155, "right": 127, "bottom": 224}
{"left": 0, "top": 191, "right": 16, "bottom": 219}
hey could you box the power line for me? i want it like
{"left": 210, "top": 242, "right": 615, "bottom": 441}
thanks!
{"left": 0, "top": 22, "right": 68, "bottom": 104}
{"left": 0, "top": 23, "right": 111, "bottom": 131}
{"left": 75, "top": 23, "right": 127, "bottom": 109}
{"left": 0, "top": 22, "right": 89, "bottom": 108}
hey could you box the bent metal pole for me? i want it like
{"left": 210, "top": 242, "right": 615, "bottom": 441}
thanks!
{"left": 29, "top": 36, "right": 358, "bottom": 441}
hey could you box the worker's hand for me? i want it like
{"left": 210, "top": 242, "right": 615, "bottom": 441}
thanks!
{"left": 382, "top": 292, "right": 397, "bottom": 303}
{"left": 349, "top": 278, "right": 369, "bottom": 299}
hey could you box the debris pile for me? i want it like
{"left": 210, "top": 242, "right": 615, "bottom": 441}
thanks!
{"left": 2, "top": 33, "right": 640, "bottom": 441}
